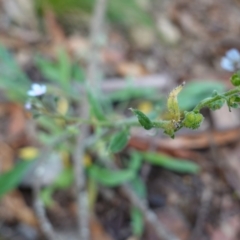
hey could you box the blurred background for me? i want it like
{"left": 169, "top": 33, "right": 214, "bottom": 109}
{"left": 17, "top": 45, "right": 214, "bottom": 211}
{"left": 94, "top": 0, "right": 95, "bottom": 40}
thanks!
{"left": 1, "top": 0, "right": 240, "bottom": 240}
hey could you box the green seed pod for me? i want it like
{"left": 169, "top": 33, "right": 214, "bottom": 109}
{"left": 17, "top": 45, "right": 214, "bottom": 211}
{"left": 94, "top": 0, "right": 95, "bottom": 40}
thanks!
{"left": 230, "top": 72, "right": 240, "bottom": 87}
{"left": 228, "top": 95, "right": 240, "bottom": 108}
{"left": 208, "top": 99, "right": 225, "bottom": 111}
{"left": 182, "top": 111, "right": 204, "bottom": 129}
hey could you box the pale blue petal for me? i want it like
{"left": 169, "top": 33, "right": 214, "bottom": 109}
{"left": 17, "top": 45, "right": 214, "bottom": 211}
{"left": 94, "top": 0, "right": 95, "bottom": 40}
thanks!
{"left": 226, "top": 49, "right": 240, "bottom": 62}
{"left": 221, "top": 57, "right": 235, "bottom": 72}
{"left": 27, "top": 90, "right": 37, "bottom": 96}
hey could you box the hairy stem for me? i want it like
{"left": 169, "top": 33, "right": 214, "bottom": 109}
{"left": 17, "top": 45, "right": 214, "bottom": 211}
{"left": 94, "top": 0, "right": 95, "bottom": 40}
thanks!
{"left": 193, "top": 87, "right": 240, "bottom": 112}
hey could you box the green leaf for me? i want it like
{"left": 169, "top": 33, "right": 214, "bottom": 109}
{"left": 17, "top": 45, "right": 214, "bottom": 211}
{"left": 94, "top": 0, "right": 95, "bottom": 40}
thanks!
{"left": 128, "top": 151, "right": 143, "bottom": 172}
{"left": 0, "top": 45, "right": 30, "bottom": 101}
{"left": 88, "top": 90, "right": 106, "bottom": 121}
{"left": 36, "top": 0, "right": 153, "bottom": 28}
{"left": 40, "top": 168, "right": 74, "bottom": 207}
{"left": 35, "top": 56, "right": 60, "bottom": 83}
{"left": 88, "top": 165, "right": 135, "bottom": 187}
{"left": 130, "top": 108, "right": 153, "bottom": 130}
{"left": 109, "top": 129, "right": 129, "bottom": 153}
{"left": 130, "top": 176, "right": 146, "bottom": 237}
{"left": 131, "top": 207, "right": 144, "bottom": 237}
{"left": 131, "top": 176, "right": 146, "bottom": 199}
{"left": 72, "top": 63, "right": 85, "bottom": 82}
{"left": 58, "top": 48, "right": 71, "bottom": 86}
{"left": 40, "top": 187, "right": 54, "bottom": 207}
{"left": 53, "top": 167, "right": 74, "bottom": 188}
{"left": 108, "top": 87, "right": 156, "bottom": 102}
{"left": 0, "top": 161, "right": 33, "bottom": 198}
{"left": 142, "top": 151, "right": 200, "bottom": 174}
{"left": 35, "top": 49, "right": 71, "bottom": 89}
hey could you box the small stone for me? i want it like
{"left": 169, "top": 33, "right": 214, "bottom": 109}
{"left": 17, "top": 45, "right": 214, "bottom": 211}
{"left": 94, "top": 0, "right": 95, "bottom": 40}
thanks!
{"left": 157, "top": 16, "right": 181, "bottom": 45}
{"left": 130, "top": 27, "right": 156, "bottom": 50}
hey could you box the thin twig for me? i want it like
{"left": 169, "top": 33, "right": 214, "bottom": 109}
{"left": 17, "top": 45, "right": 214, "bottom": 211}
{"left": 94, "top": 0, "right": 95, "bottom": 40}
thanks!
{"left": 189, "top": 187, "right": 212, "bottom": 240}
{"left": 72, "top": 0, "right": 107, "bottom": 239}
{"left": 33, "top": 181, "right": 56, "bottom": 240}
{"left": 31, "top": 124, "right": 108, "bottom": 240}
{"left": 121, "top": 184, "right": 180, "bottom": 240}
{"left": 32, "top": 132, "right": 76, "bottom": 240}
{"left": 99, "top": 158, "right": 180, "bottom": 240}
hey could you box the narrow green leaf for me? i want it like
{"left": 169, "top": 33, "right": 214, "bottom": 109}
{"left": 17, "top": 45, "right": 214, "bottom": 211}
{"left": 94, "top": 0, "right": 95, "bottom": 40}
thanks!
{"left": 0, "top": 161, "right": 33, "bottom": 198}
{"left": 72, "top": 63, "right": 85, "bottom": 82}
{"left": 131, "top": 207, "right": 144, "bottom": 237}
{"left": 53, "top": 167, "right": 74, "bottom": 189}
{"left": 58, "top": 48, "right": 71, "bottom": 85}
{"left": 107, "top": 87, "right": 155, "bottom": 102}
{"left": 130, "top": 108, "right": 153, "bottom": 130}
{"left": 128, "top": 151, "right": 143, "bottom": 171}
{"left": 40, "top": 187, "right": 55, "bottom": 207}
{"left": 143, "top": 151, "right": 200, "bottom": 173}
{"left": 88, "top": 90, "right": 106, "bottom": 121}
{"left": 0, "top": 45, "right": 30, "bottom": 101}
{"left": 109, "top": 129, "right": 129, "bottom": 153}
{"left": 88, "top": 177, "right": 98, "bottom": 210}
{"left": 131, "top": 177, "right": 146, "bottom": 199}
{"left": 35, "top": 56, "right": 60, "bottom": 83}
{"left": 88, "top": 165, "right": 135, "bottom": 187}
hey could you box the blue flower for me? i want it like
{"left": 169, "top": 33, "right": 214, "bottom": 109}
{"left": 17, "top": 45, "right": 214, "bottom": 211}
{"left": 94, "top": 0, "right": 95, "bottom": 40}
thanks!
{"left": 27, "top": 83, "right": 47, "bottom": 97}
{"left": 221, "top": 49, "right": 240, "bottom": 72}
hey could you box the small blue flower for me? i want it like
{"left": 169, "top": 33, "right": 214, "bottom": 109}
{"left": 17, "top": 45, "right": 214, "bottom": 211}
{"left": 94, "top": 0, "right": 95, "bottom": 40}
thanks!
{"left": 27, "top": 83, "right": 47, "bottom": 97}
{"left": 221, "top": 49, "right": 240, "bottom": 72}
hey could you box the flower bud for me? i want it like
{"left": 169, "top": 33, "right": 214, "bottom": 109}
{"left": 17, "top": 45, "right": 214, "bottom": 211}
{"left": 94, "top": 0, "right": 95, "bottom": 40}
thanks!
{"left": 208, "top": 99, "right": 225, "bottom": 111}
{"left": 182, "top": 111, "right": 204, "bottom": 129}
{"left": 228, "top": 95, "right": 240, "bottom": 108}
{"left": 230, "top": 72, "right": 240, "bottom": 86}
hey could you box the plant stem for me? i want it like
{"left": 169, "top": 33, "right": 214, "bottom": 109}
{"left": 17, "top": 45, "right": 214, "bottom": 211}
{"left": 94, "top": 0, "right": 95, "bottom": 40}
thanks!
{"left": 72, "top": 0, "right": 107, "bottom": 239}
{"left": 193, "top": 87, "right": 240, "bottom": 112}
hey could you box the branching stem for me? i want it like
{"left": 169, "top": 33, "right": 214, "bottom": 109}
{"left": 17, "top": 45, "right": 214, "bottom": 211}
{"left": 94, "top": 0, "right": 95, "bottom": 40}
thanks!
{"left": 193, "top": 87, "right": 240, "bottom": 112}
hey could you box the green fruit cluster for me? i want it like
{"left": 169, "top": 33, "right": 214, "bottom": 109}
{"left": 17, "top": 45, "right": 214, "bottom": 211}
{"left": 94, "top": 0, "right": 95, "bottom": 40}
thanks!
{"left": 182, "top": 111, "right": 204, "bottom": 129}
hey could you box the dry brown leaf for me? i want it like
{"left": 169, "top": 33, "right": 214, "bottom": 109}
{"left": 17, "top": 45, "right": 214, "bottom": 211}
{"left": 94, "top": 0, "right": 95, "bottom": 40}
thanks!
{"left": 117, "top": 62, "right": 148, "bottom": 77}
{"left": 145, "top": 207, "right": 190, "bottom": 240}
{"left": 67, "top": 35, "right": 90, "bottom": 58}
{"left": 0, "top": 141, "right": 14, "bottom": 172}
{"left": 0, "top": 103, "right": 28, "bottom": 146}
{"left": 44, "top": 9, "right": 66, "bottom": 48}
{"left": 208, "top": 215, "right": 240, "bottom": 240}
{"left": 0, "top": 191, "right": 38, "bottom": 227}
{"left": 130, "top": 127, "right": 240, "bottom": 150}
{"left": 90, "top": 215, "right": 113, "bottom": 240}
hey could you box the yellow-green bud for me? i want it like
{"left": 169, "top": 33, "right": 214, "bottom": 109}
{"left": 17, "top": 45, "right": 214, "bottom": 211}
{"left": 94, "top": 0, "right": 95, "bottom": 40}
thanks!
{"left": 182, "top": 111, "right": 204, "bottom": 129}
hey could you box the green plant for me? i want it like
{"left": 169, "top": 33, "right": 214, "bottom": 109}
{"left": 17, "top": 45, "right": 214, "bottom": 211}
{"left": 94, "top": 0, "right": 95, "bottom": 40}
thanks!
{"left": 1, "top": 46, "right": 240, "bottom": 238}
{"left": 36, "top": 0, "right": 154, "bottom": 28}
